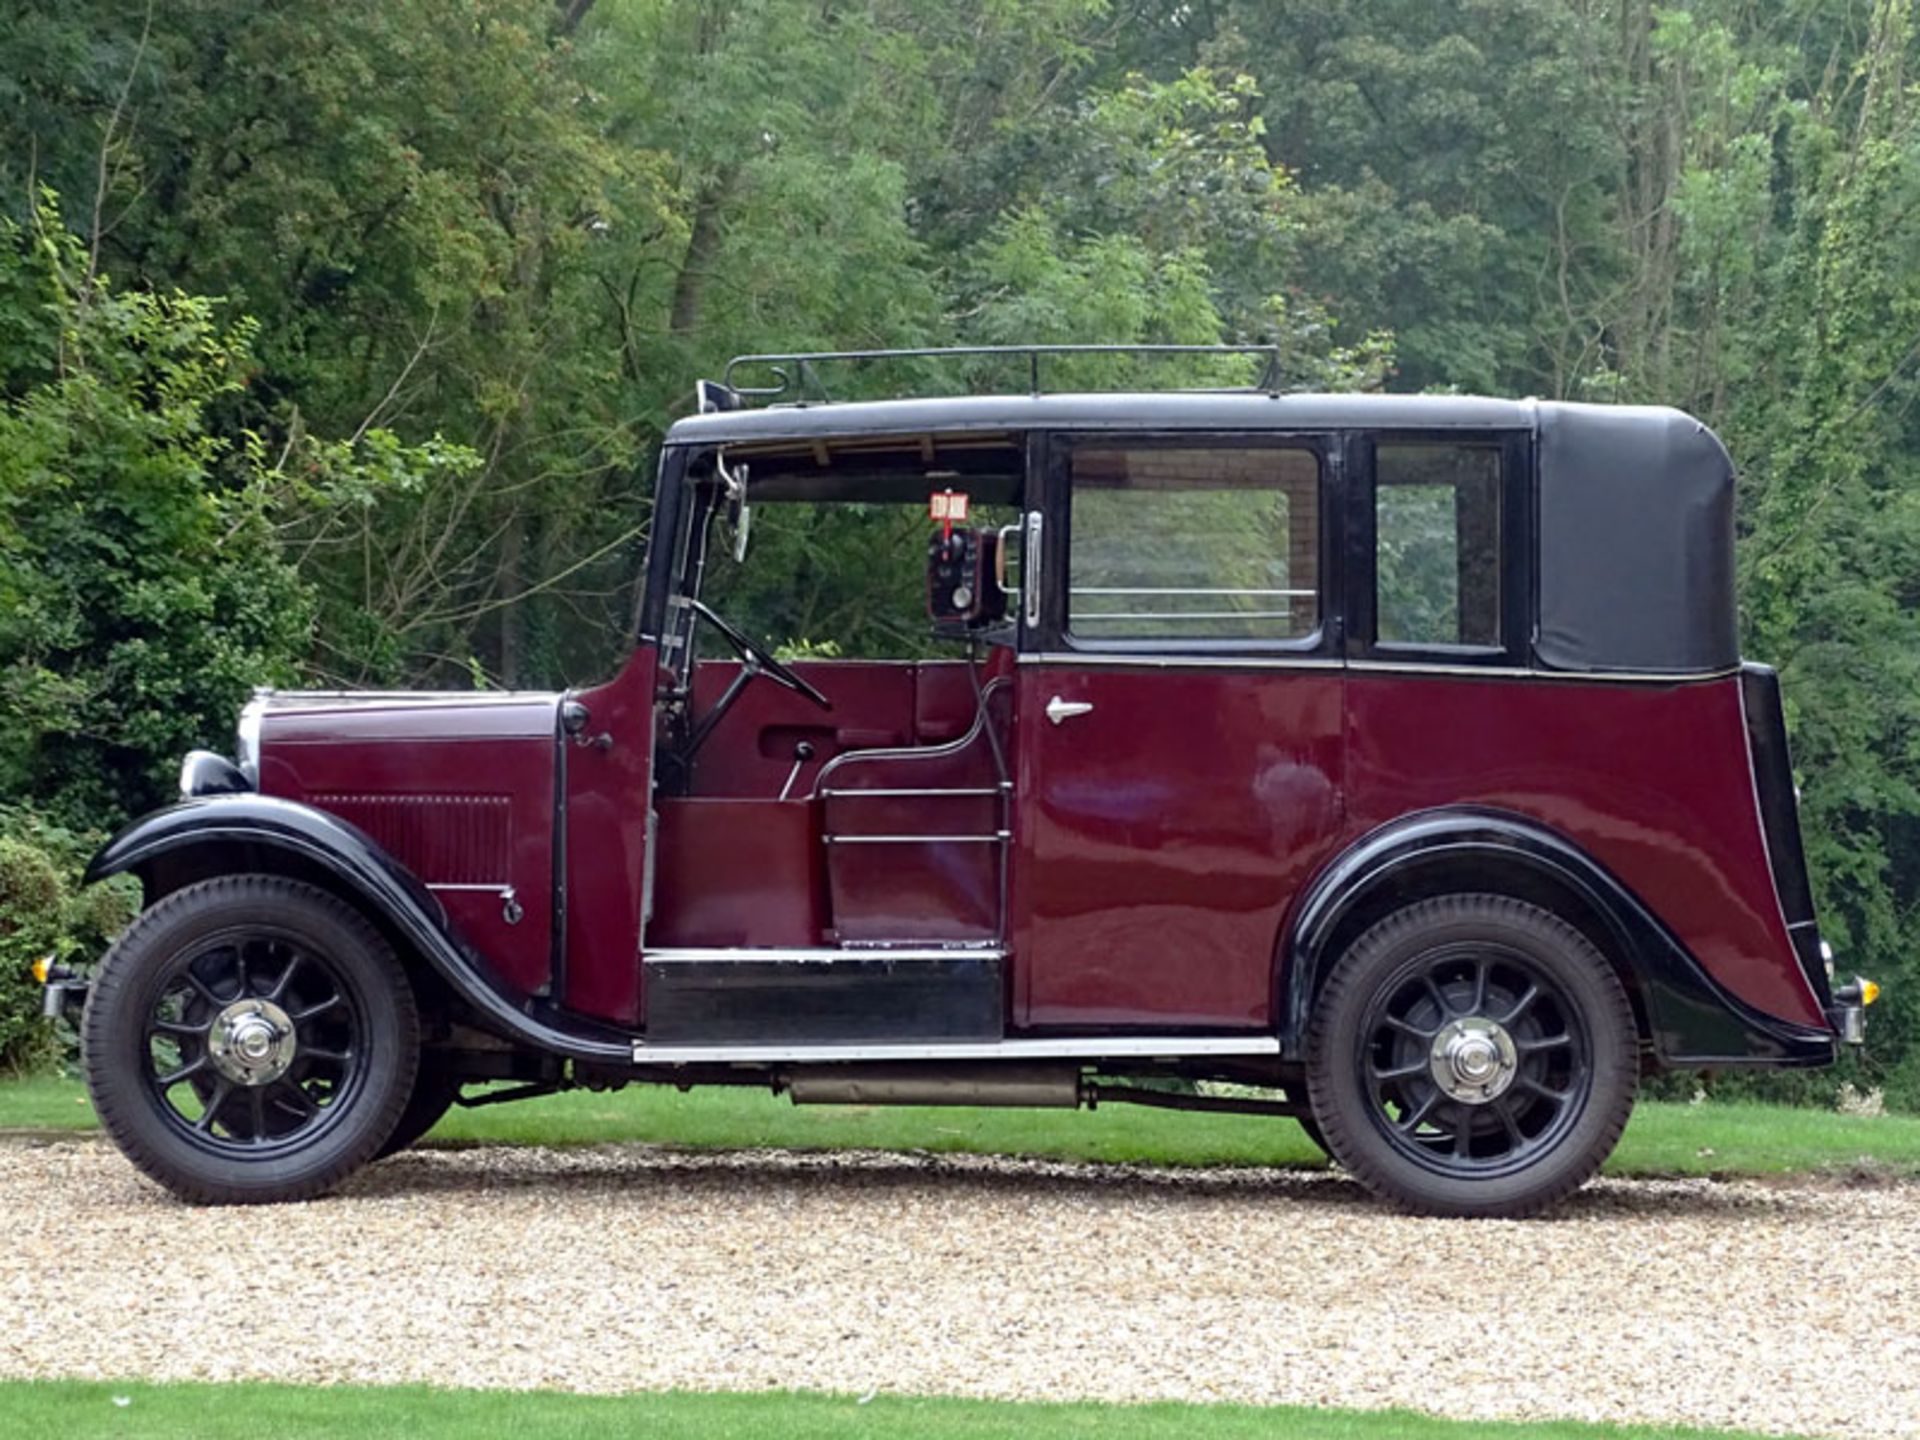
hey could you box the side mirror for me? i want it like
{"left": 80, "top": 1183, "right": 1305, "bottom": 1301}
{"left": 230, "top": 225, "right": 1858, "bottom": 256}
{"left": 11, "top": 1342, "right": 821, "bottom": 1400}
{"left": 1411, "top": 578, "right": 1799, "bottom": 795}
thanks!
{"left": 729, "top": 492, "right": 752, "bottom": 563}
{"left": 718, "top": 452, "right": 751, "bottom": 562}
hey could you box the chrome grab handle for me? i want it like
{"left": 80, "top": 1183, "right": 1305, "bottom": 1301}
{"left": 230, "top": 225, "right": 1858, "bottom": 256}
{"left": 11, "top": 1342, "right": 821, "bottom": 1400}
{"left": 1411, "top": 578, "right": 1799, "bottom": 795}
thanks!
{"left": 1046, "top": 695, "right": 1093, "bottom": 726}
{"left": 1023, "top": 511, "right": 1043, "bottom": 629}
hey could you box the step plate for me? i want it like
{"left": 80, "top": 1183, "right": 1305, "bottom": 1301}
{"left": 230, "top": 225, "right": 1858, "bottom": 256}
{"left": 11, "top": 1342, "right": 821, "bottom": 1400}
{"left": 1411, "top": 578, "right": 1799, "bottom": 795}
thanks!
{"left": 641, "top": 950, "right": 1003, "bottom": 1046}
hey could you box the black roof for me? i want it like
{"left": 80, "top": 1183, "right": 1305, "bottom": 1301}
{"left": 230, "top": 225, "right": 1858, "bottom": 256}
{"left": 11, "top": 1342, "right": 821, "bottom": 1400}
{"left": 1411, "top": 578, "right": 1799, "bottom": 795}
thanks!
{"left": 665, "top": 391, "right": 1564, "bottom": 446}
{"left": 665, "top": 387, "right": 1739, "bottom": 677}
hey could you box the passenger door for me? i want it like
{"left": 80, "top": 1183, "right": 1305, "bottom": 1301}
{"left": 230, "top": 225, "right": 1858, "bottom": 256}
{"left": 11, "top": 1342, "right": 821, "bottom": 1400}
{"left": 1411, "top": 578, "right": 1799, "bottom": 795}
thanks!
{"left": 1011, "top": 435, "right": 1347, "bottom": 1030}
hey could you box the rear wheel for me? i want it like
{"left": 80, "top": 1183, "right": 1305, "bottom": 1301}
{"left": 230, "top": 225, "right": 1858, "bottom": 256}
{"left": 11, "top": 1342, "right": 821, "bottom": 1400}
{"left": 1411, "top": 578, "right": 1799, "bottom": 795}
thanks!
{"left": 83, "top": 875, "right": 419, "bottom": 1204}
{"left": 1305, "top": 894, "right": 1637, "bottom": 1218}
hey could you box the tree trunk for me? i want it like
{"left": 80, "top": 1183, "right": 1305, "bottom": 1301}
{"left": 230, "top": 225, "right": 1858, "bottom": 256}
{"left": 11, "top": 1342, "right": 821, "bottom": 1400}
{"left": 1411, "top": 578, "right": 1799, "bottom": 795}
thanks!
{"left": 668, "top": 175, "right": 733, "bottom": 337}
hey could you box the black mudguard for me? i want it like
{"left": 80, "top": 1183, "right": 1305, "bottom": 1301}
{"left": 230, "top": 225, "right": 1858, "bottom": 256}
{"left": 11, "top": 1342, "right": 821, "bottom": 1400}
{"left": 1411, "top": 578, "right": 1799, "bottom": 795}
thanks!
{"left": 1280, "top": 807, "right": 1837, "bottom": 1069}
{"left": 86, "top": 795, "right": 632, "bottom": 1064}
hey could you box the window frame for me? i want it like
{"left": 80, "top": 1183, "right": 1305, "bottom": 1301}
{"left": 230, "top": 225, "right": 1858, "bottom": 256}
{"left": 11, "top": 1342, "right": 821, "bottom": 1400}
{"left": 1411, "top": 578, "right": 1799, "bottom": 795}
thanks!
{"left": 1035, "top": 431, "right": 1343, "bottom": 661}
{"left": 1347, "top": 429, "right": 1533, "bottom": 668}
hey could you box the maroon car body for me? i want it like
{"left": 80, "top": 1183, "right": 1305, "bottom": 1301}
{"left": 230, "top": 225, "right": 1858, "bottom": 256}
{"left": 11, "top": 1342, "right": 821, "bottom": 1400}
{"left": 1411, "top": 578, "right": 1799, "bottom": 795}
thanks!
{"left": 77, "top": 352, "right": 1871, "bottom": 1215}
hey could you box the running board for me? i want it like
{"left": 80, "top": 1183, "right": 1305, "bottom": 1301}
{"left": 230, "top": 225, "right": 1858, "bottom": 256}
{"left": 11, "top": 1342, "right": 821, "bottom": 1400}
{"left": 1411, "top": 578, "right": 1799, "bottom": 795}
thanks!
{"left": 641, "top": 949, "right": 1003, "bottom": 1046}
{"left": 629, "top": 1035, "right": 1281, "bottom": 1065}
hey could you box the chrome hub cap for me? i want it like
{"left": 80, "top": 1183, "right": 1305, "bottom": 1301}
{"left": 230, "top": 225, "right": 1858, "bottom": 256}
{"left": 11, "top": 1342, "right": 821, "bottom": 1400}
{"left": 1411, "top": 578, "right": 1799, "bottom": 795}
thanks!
{"left": 207, "top": 998, "right": 297, "bottom": 1086}
{"left": 1429, "top": 1016, "right": 1518, "bottom": 1105}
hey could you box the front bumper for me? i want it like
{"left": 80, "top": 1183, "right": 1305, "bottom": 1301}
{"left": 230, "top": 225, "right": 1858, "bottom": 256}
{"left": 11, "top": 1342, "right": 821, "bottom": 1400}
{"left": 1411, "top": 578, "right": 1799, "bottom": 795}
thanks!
{"left": 36, "top": 961, "right": 89, "bottom": 1023}
{"left": 1827, "top": 976, "right": 1881, "bottom": 1046}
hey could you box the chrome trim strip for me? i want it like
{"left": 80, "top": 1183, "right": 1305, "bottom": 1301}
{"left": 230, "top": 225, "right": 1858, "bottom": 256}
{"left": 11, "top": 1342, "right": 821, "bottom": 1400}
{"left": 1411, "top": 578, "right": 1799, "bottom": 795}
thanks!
{"left": 629, "top": 1034, "right": 1282, "bottom": 1064}
{"left": 1073, "top": 610, "right": 1308, "bottom": 623}
{"left": 1348, "top": 659, "right": 1741, "bottom": 682}
{"left": 251, "top": 689, "right": 558, "bottom": 706}
{"left": 426, "top": 883, "right": 514, "bottom": 894}
{"left": 821, "top": 786, "right": 1007, "bottom": 799}
{"left": 1017, "top": 652, "right": 1739, "bottom": 683}
{"left": 1072, "top": 586, "right": 1316, "bottom": 598}
{"left": 1019, "top": 652, "right": 1340, "bottom": 671}
{"left": 645, "top": 946, "right": 1003, "bottom": 964}
{"left": 823, "top": 832, "right": 1008, "bottom": 845}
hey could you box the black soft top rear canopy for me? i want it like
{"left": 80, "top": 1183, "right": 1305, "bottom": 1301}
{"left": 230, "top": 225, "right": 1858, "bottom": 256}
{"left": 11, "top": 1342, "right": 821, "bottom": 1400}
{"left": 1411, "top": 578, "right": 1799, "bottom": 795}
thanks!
{"left": 1534, "top": 402, "right": 1736, "bottom": 675}
{"left": 666, "top": 384, "right": 1737, "bottom": 678}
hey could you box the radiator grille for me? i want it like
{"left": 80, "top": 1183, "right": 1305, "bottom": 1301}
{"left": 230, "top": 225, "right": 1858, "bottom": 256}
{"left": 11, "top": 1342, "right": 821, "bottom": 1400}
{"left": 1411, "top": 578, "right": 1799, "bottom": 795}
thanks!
{"left": 311, "top": 793, "right": 511, "bottom": 884}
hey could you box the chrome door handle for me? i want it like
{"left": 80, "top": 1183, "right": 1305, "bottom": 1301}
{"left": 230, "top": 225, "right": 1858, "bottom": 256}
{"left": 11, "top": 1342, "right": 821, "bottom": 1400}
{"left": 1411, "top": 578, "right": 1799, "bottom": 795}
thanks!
{"left": 1046, "top": 695, "right": 1094, "bottom": 726}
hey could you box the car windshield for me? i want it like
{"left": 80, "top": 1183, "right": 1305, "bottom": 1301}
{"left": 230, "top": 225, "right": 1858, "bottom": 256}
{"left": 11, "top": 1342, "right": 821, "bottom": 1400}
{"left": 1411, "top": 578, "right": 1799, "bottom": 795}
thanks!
{"left": 664, "top": 439, "right": 1023, "bottom": 672}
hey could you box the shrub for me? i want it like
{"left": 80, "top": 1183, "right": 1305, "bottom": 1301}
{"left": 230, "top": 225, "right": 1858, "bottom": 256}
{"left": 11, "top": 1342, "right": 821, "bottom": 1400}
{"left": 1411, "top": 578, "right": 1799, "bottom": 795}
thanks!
{"left": 0, "top": 807, "right": 136, "bottom": 1071}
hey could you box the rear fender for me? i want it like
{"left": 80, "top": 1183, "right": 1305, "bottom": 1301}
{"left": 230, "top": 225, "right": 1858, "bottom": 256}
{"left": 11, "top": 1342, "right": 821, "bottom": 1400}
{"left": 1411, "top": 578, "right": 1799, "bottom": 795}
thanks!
{"left": 86, "top": 796, "right": 631, "bottom": 1063}
{"left": 1278, "top": 807, "right": 1836, "bottom": 1068}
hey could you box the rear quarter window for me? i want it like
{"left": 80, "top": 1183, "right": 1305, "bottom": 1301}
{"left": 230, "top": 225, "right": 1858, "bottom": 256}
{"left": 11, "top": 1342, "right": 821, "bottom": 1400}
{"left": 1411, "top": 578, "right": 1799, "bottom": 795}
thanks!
{"left": 1374, "top": 443, "right": 1502, "bottom": 649}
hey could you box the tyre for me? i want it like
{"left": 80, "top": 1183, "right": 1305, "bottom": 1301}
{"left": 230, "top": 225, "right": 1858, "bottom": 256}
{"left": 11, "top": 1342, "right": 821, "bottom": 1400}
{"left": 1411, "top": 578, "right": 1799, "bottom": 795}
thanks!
{"left": 82, "top": 875, "right": 420, "bottom": 1204}
{"left": 1294, "top": 1110, "right": 1330, "bottom": 1157}
{"left": 376, "top": 1067, "right": 459, "bottom": 1159}
{"left": 1280, "top": 1080, "right": 1329, "bottom": 1154}
{"left": 1305, "top": 894, "right": 1637, "bottom": 1218}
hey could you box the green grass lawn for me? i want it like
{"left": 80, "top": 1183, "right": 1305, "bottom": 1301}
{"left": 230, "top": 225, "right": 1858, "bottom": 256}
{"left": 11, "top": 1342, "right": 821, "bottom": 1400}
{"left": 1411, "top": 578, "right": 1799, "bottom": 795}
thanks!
{"left": 0, "top": 1380, "right": 1796, "bottom": 1440}
{"left": 7, "top": 1069, "right": 1918, "bottom": 1177}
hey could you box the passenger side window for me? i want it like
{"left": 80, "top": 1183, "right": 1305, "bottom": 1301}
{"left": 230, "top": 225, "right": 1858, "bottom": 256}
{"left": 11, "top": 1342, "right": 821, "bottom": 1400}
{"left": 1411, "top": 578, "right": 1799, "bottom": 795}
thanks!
{"left": 1068, "top": 446, "right": 1320, "bottom": 642}
{"left": 1374, "top": 444, "right": 1502, "bottom": 649}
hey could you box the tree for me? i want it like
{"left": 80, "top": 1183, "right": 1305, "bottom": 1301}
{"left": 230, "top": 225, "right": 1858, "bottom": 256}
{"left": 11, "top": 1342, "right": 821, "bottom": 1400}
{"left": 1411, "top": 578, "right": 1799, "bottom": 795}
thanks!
{"left": 7, "top": 0, "right": 1920, "bottom": 1101}
{"left": 0, "top": 199, "right": 312, "bottom": 823}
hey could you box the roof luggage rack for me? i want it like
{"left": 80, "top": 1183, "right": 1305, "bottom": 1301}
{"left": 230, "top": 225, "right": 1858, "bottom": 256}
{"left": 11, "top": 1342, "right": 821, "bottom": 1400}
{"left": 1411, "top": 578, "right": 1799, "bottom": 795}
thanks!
{"left": 698, "top": 343, "right": 1285, "bottom": 412}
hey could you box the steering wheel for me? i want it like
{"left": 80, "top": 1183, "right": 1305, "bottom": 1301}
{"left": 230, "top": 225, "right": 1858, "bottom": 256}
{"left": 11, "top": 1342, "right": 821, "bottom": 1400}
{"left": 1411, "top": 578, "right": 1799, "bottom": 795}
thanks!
{"left": 686, "top": 598, "right": 833, "bottom": 711}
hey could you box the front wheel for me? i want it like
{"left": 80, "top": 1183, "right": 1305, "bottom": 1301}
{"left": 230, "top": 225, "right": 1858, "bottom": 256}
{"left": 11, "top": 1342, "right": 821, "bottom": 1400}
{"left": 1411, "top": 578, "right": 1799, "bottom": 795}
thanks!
{"left": 1305, "top": 894, "right": 1637, "bottom": 1218}
{"left": 83, "top": 875, "right": 420, "bottom": 1204}
{"left": 376, "top": 1067, "right": 459, "bottom": 1159}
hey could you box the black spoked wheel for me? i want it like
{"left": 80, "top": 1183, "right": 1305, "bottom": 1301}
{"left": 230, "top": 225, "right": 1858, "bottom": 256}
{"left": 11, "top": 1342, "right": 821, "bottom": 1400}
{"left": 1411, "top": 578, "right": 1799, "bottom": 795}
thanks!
{"left": 1359, "top": 943, "right": 1589, "bottom": 1173}
{"left": 1306, "top": 894, "right": 1636, "bottom": 1218}
{"left": 84, "top": 875, "right": 419, "bottom": 1204}
{"left": 144, "top": 933, "right": 366, "bottom": 1152}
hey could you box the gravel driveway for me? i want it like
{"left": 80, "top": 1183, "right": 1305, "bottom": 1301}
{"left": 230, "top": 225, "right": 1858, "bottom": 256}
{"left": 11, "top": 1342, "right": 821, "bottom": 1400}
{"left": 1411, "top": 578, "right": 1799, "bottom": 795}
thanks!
{"left": 3, "top": 1136, "right": 1916, "bottom": 1438}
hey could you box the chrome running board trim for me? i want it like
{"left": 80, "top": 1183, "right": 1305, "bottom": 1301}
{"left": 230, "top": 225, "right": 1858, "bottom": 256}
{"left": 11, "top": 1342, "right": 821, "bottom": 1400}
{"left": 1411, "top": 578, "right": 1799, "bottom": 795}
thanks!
{"left": 629, "top": 1034, "right": 1280, "bottom": 1064}
{"left": 643, "top": 946, "right": 1003, "bottom": 964}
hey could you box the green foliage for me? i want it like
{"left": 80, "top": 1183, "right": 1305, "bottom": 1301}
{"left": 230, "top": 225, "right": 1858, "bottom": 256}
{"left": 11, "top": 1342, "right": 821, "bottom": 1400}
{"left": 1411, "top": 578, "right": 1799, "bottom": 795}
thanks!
{"left": 5, "top": 0, "right": 1920, "bottom": 1102}
{"left": 0, "top": 197, "right": 475, "bottom": 824}
{"left": 1374, "top": 487, "right": 1462, "bottom": 645}
{"left": 703, "top": 502, "right": 949, "bottom": 660}
{"left": 0, "top": 199, "right": 313, "bottom": 824}
{"left": 1694, "top": 2, "right": 1920, "bottom": 1104}
{"left": 0, "top": 807, "right": 135, "bottom": 1071}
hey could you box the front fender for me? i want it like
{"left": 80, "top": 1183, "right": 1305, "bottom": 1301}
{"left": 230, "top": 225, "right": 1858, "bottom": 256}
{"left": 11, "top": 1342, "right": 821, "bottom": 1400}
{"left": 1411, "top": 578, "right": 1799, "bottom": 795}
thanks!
{"left": 87, "top": 795, "right": 631, "bottom": 1064}
{"left": 1279, "top": 807, "right": 1836, "bottom": 1068}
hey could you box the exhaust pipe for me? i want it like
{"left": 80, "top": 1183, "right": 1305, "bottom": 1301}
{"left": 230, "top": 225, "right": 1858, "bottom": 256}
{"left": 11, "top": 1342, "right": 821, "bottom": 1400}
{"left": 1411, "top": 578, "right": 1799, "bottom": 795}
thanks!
{"left": 782, "top": 1063, "right": 1081, "bottom": 1108}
